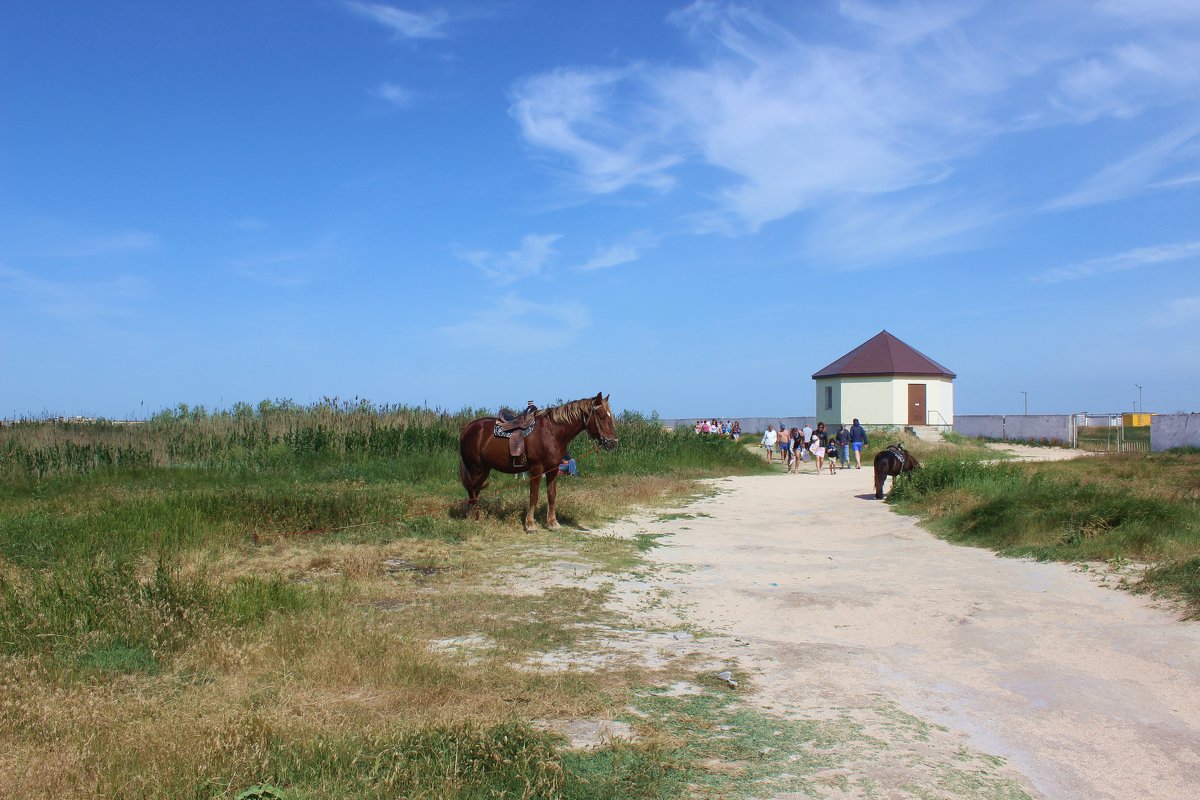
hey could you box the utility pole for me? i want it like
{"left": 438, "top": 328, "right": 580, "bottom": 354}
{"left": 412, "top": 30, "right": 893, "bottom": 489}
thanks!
{"left": 1020, "top": 390, "right": 1028, "bottom": 415}
{"left": 1134, "top": 384, "right": 1142, "bottom": 413}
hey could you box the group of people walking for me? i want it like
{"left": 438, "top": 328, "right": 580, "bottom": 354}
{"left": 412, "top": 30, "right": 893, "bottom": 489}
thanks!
{"left": 693, "top": 419, "right": 742, "bottom": 439}
{"left": 761, "top": 419, "right": 870, "bottom": 474}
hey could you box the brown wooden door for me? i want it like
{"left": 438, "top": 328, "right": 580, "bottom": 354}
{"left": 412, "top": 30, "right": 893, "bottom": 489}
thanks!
{"left": 908, "top": 384, "right": 926, "bottom": 426}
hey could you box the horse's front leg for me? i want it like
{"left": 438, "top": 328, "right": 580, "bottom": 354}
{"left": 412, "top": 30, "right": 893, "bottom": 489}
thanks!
{"left": 525, "top": 473, "right": 539, "bottom": 532}
{"left": 545, "top": 471, "right": 560, "bottom": 530}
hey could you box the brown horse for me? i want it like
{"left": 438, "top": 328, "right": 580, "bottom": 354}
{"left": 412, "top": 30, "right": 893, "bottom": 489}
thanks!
{"left": 873, "top": 444, "right": 921, "bottom": 499}
{"left": 459, "top": 393, "right": 618, "bottom": 531}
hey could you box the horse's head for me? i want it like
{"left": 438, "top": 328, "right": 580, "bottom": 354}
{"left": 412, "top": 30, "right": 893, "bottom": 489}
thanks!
{"left": 585, "top": 392, "right": 618, "bottom": 451}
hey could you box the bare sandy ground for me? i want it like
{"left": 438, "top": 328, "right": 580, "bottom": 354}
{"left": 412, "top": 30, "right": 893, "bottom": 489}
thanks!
{"left": 594, "top": 455, "right": 1200, "bottom": 799}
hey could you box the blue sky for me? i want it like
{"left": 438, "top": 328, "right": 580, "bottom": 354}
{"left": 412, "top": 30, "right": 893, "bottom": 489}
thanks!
{"left": 2, "top": 0, "right": 1198, "bottom": 420}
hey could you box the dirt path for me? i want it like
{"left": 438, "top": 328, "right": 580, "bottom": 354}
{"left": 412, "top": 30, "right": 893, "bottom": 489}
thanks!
{"left": 601, "top": 465, "right": 1200, "bottom": 799}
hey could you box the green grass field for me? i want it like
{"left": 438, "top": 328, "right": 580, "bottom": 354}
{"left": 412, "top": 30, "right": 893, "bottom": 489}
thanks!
{"left": 0, "top": 401, "right": 772, "bottom": 799}
{"left": 4, "top": 404, "right": 1196, "bottom": 797}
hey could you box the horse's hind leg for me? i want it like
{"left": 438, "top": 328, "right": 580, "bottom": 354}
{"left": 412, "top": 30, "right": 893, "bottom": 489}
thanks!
{"left": 461, "top": 460, "right": 489, "bottom": 521}
{"left": 874, "top": 464, "right": 885, "bottom": 499}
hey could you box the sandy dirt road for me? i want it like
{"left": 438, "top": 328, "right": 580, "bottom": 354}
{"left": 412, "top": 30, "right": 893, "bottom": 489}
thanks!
{"left": 602, "top": 456, "right": 1200, "bottom": 799}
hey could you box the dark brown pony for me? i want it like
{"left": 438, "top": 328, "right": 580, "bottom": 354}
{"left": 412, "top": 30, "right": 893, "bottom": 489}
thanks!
{"left": 459, "top": 393, "right": 618, "bottom": 531}
{"left": 873, "top": 444, "right": 920, "bottom": 499}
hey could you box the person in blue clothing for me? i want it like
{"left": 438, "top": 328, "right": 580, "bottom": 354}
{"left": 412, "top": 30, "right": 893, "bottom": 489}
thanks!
{"left": 849, "top": 418, "right": 869, "bottom": 469}
{"left": 559, "top": 453, "right": 578, "bottom": 477}
{"left": 835, "top": 424, "right": 851, "bottom": 468}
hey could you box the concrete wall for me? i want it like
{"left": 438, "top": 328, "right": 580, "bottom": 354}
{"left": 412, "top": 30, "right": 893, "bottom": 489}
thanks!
{"left": 1004, "top": 415, "right": 1073, "bottom": 443}
{"left": 953, "top": 415, "right": 1005, "bottom": 439}
{"left": 953, "top": 414, "right": 1073, "bottom": 444}
{"left": 1151, "top": 414, "right": 1200, "bottom": 451}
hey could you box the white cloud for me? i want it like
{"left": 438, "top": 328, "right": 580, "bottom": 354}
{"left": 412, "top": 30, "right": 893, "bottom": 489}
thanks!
{"left": 47, "top": 229, "right": 161, "bottom": 258}
{"left": 511, "top": 0, "right": 1200, "bottom": 250}
{"left": 575, "top": 232, "right": 656, "bottom": 272}
{"left": 229, "top": 238, "right": 338, "bottom": 287}
{"left": 1154, "top": 295, "right": 1200, "bottom": 327}
{"left": 510, "top": 67, "right": 682, "bottom": 195}
{"left": 1033, "top": 240, "right": 1200, "bottom": 283}
{"left": 438, "top": 294, "right": 590, "bottom": 351}
{"left": 1043, "top": 123, "right": 1200, "bottom": 210}
{"left": 805, "top": 194, "right": 1000, "bottom": 265}
{"left": 371, "top": 81, "right": 415, "bottom": 107}
{"left": 456, "top": 234, "right": 560, "bottom": 283}
{"left": 0, "top": 262, "right": 147, "bottom": 319}
{"left": 344, "top": 2, "right": 449, "bottom": 39}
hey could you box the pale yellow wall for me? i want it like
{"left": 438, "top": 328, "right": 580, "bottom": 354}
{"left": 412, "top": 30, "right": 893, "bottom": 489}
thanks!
{"left": 816, "top": 376, "right": 954, "bottom": 427}
{"left": 925, "top": 379, "right": 954, "bottom": 426}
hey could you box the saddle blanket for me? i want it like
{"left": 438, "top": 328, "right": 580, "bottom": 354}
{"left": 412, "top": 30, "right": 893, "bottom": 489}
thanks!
{"left": 494, "top": 422, "right": 534, "bottom": 438}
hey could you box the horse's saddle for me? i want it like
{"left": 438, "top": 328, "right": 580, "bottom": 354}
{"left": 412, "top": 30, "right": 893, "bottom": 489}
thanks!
{"left": 494, "top": 402, "right": 538, "bottom": 466}
{"left": 887, "top": 444, "right": 908, "bottom": 467}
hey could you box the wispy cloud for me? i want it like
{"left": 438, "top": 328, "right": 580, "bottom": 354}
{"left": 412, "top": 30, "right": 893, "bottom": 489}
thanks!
{"left": 1153, "top": 295, "right": 1200, "bottom": 327}
{"left": 229, "top": 238, "right": 337, "bottom": 287}
{"left": 1033, "top": 240, "right": 1200, "bottom": 284}
{"left": 455, "top": 234, "right": 560, "bottom": 283}
{"left": 805, "top": 194, "right": 1001, "bottom": 266}
{"left": 371, "top": 81, "right": 415, "bottom": 108}
{"left": 344, "top": 2, "right": 450, "bottom": 39}
{"left": 510, "top": 67, "right": 682, "bottom": 195}
{"left": 0, "top": 262, "right": 148, "bottom": 319}
{"left": 42, "top": 229, "right": 161, "bottom": 258}
{"left": 575, "top": 232, "right": 657, "bottom": 272}
{"left": 1043, "top": 122, "right": 1200, "bottom": 210}
{"left": 510, "top": 0, "right": 1200, "bottom": 255}
{"left": 438, "top": 293, "right": 590, "bottom": 351}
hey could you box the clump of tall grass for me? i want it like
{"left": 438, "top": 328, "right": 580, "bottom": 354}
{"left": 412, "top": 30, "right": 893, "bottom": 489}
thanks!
{"left": 0, "top": 557, "right": 319, "bottom": 671}
{"left": 888, "top": 454, "right": 1200, "bottom": 613}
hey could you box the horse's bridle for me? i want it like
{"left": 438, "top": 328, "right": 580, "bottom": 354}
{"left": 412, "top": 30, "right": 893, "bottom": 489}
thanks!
{"left": 585, "top": 404, "right": 619, "bottom": 450}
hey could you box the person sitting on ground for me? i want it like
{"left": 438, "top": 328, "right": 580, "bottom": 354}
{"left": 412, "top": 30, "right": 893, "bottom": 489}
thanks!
{"left": 558, "top": 453, "right": 578, "bottom": 477}
{"left": 731, "top": 420, "right": 741, "bottom": 440}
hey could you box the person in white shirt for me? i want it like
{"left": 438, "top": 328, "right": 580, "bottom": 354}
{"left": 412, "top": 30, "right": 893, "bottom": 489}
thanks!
{"left": 761, "top": 425, "right": 777, "bottom": 463}
{"left": 801, "top": 423, "right": 813, "bottom": 462}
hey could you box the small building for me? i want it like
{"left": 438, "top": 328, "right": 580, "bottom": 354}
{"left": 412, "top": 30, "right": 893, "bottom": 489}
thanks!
{"left": 812, "top": 331, "right": 955, "bottom": 428}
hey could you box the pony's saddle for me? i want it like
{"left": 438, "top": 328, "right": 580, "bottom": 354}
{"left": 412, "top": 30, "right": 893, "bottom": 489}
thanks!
{"left": 494, "top": 402, "right": 538, "bottom": 466}
{"left": 886, "top": 444, "right": 908, "bottom": 467}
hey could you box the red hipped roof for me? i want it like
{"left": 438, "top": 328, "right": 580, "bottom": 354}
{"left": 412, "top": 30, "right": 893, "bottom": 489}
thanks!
{"left": 812, "top": 331, "right": 955, "bottom": 379}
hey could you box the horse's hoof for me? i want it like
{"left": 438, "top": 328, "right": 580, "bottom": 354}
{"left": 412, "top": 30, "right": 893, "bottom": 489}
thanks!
{"left": 547, "top": 522, "right": 561, "bottom": 531}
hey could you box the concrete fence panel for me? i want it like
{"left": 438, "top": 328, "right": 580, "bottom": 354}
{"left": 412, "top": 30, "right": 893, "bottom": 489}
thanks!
{"left": 1151, "top": 414, "right": 1200, "bottom": 451}
{"left": 953, "top": 415, "right": 1005, "bottom": 439}
{"left": 1004, "top": 415, "right": 1073, "bottom": 443}
{"left": 954, "top": 415, "right": 1073, "bottom": 443}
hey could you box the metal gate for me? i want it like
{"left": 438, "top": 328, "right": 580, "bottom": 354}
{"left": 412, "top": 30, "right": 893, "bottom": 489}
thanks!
{"left": 1074, "top": 413, "right": 1151, "bottom": 452}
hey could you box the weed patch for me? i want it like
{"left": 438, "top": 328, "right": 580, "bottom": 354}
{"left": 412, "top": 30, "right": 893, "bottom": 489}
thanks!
{"left": 888, "top": 453, "right": 1200, "bottom": 614}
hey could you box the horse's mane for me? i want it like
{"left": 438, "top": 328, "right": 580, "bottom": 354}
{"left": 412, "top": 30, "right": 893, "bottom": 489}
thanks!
{"left": 538, "top": 397, "right": 595, "bottom": 425}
